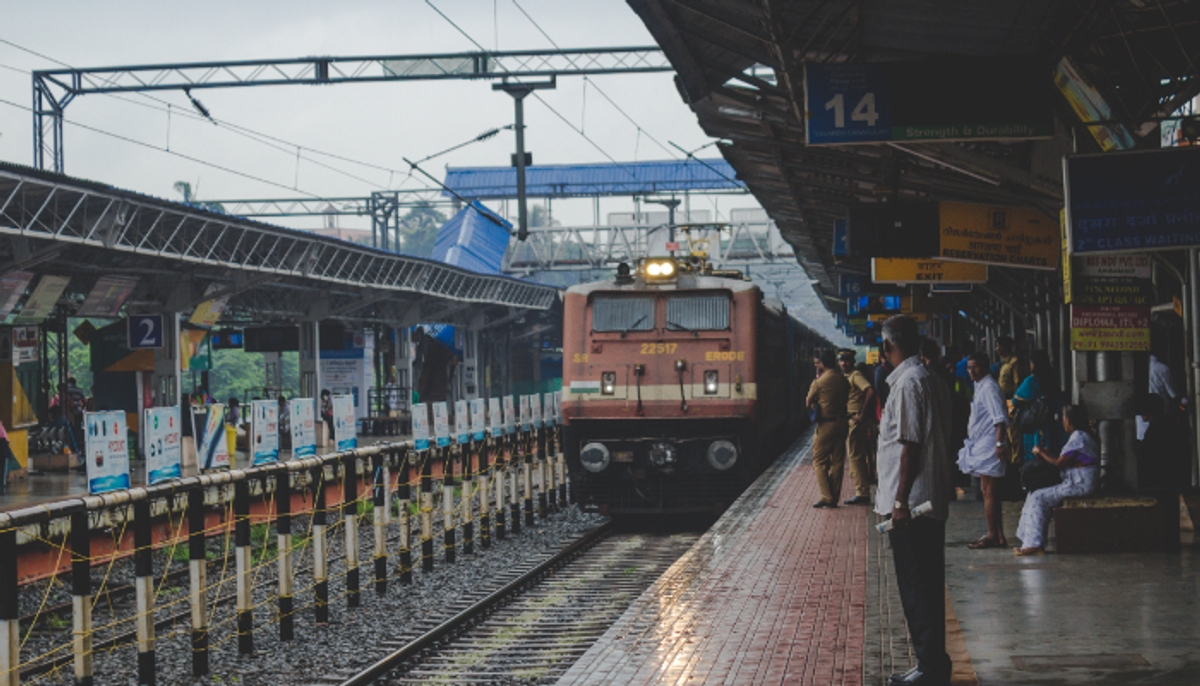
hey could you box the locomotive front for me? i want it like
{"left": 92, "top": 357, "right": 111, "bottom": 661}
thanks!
{"left": 561, "top": 256, "right": 763, "bottom": 514}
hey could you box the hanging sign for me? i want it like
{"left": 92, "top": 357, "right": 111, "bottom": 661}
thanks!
{"left": 0, "top": 271, "right": 33, "bottom": 316}
{"left": 127, "top": 315, "right": 164, "bottom": 350}
{"left": 518, "top": 395, "right": 531, "bottom": 431}
{"left": 871, "top": 258, "right": 987, "bottom": 284}
{"left": 14, "top": 275, "right": 70, "bottom": 324}
{"left": 432, "top": 402, "right": 451, "bottom": 448}
{"left": 938, "top": 202, "right": 1058, "bottom": 269}
{"left": 143, "top": 406, "right": 182, "bottom": 485}
{"left": 1069, "top": 305, "right": 1151, "bottom": 351}
{"left": 529, "top": 395, "right": 543, "bottom": 430}
{"left": 488, "top": 397, "right": 503, "bottom": 438}
{"left": 470, "top": 398, "right": 487, "bottom": 442}
{"left": 194, "top": 404, "right": 230, "bottom": 471}
{"left": 1065, "top": 147, "right": 1200, "bottom": 254}
{"left": 85, "top": 410, "right": 131, "bottom": 494}
{"left": 290, "top": 398, "right": 317, "bottom": 458}
{"left": 839, "top": 274, "right": 864, "bottom": 296}
{"left": 332, "top": 395, "right": 356, "bottom": 451}
{"left": 503, "top": 396, "right": 516, "bottom": 435}
{"left": 250, "top": 400, "right": 279, "bottom": 466}
{"left": 553, "top": 391, "right": 562, "bottom": 423}
{"left": 454, "top": 400, "right": 470, "bottom": 445}
{"left": 77, "top": 276, "right": 138, "bottom": 318}
{"left": 543, "top": 393, "right": 556, "bottom": 427}
{"left": 413, "top": 403, "right": 431, "bottom": 451}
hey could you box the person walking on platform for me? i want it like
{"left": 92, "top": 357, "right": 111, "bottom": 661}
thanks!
{"left": 877, "top": 315, "right": 955, "bottom": 686}
{"left": 807, "top": 349, "right": 850, "bottom": 508}
{"left": 957, "top": 352, "right": 1009, "bottom": 549}
{"left": 994, "top": 336, "right": 1024, "bottom": 463}
{"left": 838, "top": 350, "right": 875, "bottom": 505}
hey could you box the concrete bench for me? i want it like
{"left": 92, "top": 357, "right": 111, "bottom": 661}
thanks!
{"left": 1053, "top": 495, "right": 1168, "bottom": 553}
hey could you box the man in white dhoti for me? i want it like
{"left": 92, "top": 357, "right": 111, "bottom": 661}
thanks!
{"left": 957, "top": 352, "right": 1009, "bottom": 549}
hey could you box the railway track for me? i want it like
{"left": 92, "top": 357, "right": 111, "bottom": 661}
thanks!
{"left": 330, "top": 524, "right": 698, "bottom": 686}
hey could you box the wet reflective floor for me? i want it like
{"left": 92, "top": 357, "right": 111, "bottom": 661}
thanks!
{"left": 946, "top": 499, "right": 1200, "bottom": 685}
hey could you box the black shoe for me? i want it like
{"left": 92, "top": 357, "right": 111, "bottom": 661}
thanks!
{"left": 844, "top": 495, "right": 872, "bottom": 505}
{"left": 888, "top": 667, "right": 949, "bottom": 686}
{"left": 813, "top": 500, "right": 832, "bottom": 508}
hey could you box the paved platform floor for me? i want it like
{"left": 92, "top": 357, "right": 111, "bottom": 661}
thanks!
{"left": 944, "top": 498, "right": 1200, "bottom": 685}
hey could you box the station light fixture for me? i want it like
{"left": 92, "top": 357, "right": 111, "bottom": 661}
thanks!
{"left": 704, "top": 370, "right": 719, "bottom": 395}
{"left": 601, "top": 371, "right": 616, "bottom": 395}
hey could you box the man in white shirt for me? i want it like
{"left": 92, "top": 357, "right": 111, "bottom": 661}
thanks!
{"left": 1137, "top": 353, "right": 1186, "bottom": 440}
{"left": 876, "top": 316, "right": 955, "bottom": 686}
{"left": 956, "top": 353, "right": 1009, "bottom": 549}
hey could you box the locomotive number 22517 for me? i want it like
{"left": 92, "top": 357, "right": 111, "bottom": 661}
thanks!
{"left": 640, "top": 342, "right": 679, "bottom": 354}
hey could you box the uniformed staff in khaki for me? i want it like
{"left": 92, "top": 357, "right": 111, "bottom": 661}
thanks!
{"left": 838, "top": 350, "right": 876, "bottom": 505}
{"left": 807, "top": 349, "right": 850, "bottom": 508}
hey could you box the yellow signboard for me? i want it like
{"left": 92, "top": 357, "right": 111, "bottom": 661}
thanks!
{"left": 938, "top": 202, "right": 1059, "bottom": 270}
{"left": 872, "top": 258, "right": 987, "bottom": 284}
{"left": 1069, "top": 305, "right": 1150, "bottom": 352}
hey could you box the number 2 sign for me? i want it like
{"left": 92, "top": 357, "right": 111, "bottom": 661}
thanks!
{"left": 127, "top": 315, "right": 164, "bottom": 349}
{"left": 803, "top": 62, "right": 891, "bottom": 145}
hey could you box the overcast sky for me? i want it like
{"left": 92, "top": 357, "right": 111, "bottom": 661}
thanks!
{"left": 0, "top": 0, "right": 851, "bottom": 347}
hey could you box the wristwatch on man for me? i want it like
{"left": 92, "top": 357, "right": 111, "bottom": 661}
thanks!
{"left": 995, "top": 440, "right": 1005, "bottom": 448}
{"left": 893, "top": 500, "right": 908, "bottom": 511}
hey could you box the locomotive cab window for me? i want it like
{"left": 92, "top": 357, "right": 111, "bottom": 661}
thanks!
{"left": 666, "top": 293, "right": 730, "bottom": 331}
{"left": 591, "top": 295, "right": 655, "bottom": 333}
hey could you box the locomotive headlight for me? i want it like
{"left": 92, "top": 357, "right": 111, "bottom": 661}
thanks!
{"left": 703, "top": 370, "right": 719, "bottom": 395}
{"left": 580, "top": 442, "right": 611, "bottom": 473}
{"left": 601, "top": 371, "right": 616, "bottom": 395}
{"left": 706, "top": 440, "right": 738, "bottom": 470}
{"left": 642, "top": 258, "right": 676, "bottom": 280}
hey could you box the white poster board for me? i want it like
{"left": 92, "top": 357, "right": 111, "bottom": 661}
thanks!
{"left": 554, "top": 391, "right": 562, "bottom": 422}
{"left": 251, "top": 400, "right": 279, "bottom": 466}
{"left": 530, "top": 394, "right": 543, "bottom": 430}
{"left": 195, "top": 404, "right": 231, "bottom": 471}
{"left": 85, "top": 410, "right": 130, "bottom": 494}
{"left": 143, "top": 406, "right": 182, "bottom": 484}
{"left": 332, "top": 394, "right": 356, "bottom": 451}
{"left": 503, "top": 396, "right": 516, "bottom": 435}
{"left": 543, "top": 393, "right": 556, "bottom": 427}
{"left": 413, "top": 403, "right": 430, "bottom": 451}
{"left": 470, "top": 399, "right": 486, "bottom": 442}
{"left": 290, "top": 398, "right": 317, "bottom": 458}
{"left": 432, "top": 402, "right": 451, "bottom": 448}
{"left": 488, "top": 398, "right": 503, "bottom": 437}
{"left": 518, "top": 395, "right": 531, "bottom": 431}
{"left": 454, "top": 400, "right": 470, "bottom": 445}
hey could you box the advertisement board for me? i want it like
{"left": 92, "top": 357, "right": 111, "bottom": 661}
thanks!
{"left": 488, "top": 397, "right": 503, "bottom": 437}
{"left": 194, "top": 404, "right": 230, "bottom": 471}
{"left": 413, "top": 403, "right": 430, "bottom": 451}
{"left": 530, "top": 395, "right": 543, "bottom": 430}
{"left": 871, "top": 258, "right": 987, "bottom": 284}
{"left": 289, "top": 398, "right": 317, "bottom": 458}
{"left": 938, "top": 202, "right": 1059, "bottom": 269}
{"left": 1070, "top": 305, "right": 1151, "bottom": 351}
{"left": 518, "top": 395, "right": 531, "bottom": 431}
{"left": 543, "top": 393, "right": 556, "bottom": 427}
{"left": 432, "top": 402, "right": 450, "bottom": 448}
{"left": 332, "top": 395, "right": 356, "bottom": 451}
{"left": 470, "top": 399, "right": 487, "bottom": 442}
{"left": 85, "top": 410, "right": 130, "bottom": 494}
{"left": 251, "top": 400, "right": 279, "bottom": 466}
{"left": 1066, "top": 147, "right": 1200, "bottom": 254}
{"left": 143, "top": 406, "right": 182, "bottom": 485}
{"left": 454, "top": 400, "right": 470, "bottom": 445}
{"left": 503, "top": 396, "right": 516, "bottom": 434}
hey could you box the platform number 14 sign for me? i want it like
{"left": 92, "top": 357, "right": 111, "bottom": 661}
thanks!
{"left": 803, "top": 63, "right": 891, "bottom": 145}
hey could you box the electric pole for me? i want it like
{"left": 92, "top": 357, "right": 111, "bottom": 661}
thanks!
{"left": 493, "top": 77, "right": 556, "bottom": 242}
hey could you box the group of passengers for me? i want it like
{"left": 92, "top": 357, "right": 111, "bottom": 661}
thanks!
{"left": 806, "top": 332, "right": 1190, "bottom": 557}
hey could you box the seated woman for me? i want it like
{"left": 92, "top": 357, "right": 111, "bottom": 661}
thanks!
{"left": 1014, "top": 404, "right": 1100, "bottom": 555}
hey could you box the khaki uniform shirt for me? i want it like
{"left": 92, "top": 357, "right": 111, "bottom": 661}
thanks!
{"left": 844, "top": 370, "right": 873, "bottom": 417}
{"left": 998, "top": 355, "right": 1021, "bottom": 398}
{"left": 808, "top": 370, "right": 850, "bottom": 420}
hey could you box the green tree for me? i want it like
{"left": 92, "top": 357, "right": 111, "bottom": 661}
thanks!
{"left": 398, "top": 202, "right": 446, "bottom": 258}
{"left": 173, "top": 181, "right": 226, "bottom": 213}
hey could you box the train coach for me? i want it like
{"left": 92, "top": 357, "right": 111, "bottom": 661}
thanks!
{"left": 561, "top": 252, "right": 832, "bottom": 515}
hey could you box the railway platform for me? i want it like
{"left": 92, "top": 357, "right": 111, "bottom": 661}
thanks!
{"left": 557, "top": 431, "right": 1200, "bottom": 686}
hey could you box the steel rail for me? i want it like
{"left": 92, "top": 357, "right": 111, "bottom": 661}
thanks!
{"left": 338, "top": 521, "right": 615, "bottom": 686}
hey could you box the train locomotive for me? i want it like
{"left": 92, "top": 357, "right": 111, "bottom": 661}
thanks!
{"left": 561, "top": 249, "right": 832, "bottom": 515}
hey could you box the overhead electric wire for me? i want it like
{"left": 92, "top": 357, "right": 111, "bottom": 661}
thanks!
{"left": 0, "top": 36, "right": 435, "bottom": 192}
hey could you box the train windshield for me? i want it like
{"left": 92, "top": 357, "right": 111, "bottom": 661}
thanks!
{"left": 666, "top": 293, "right": 730, "bottom": 331}
{"left": 591, "top": 296, "right": 655, "bottom": 333}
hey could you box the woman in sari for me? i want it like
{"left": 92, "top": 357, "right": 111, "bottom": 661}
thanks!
{"left": 1015, "top": 404, "right": 1100, "bottom": 555}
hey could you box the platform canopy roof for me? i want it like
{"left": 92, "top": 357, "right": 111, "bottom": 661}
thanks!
{"left": 629, "top": 0, "right": 1200, "bottom": 315}
{"left": 442, "top": 158, "right": 745, "bottom": 199}
{"left": 0, "top": 163, "right": 558, "bottom": 329}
